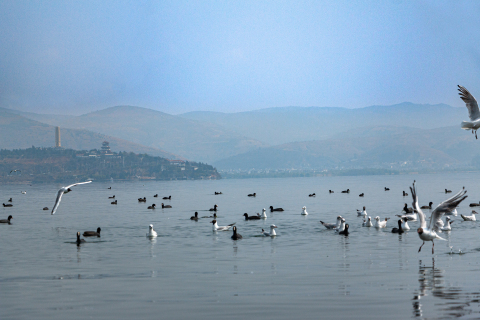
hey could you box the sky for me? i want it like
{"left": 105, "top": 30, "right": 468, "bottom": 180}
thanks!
{"left": 0, "top": 0, "right": 480, "bottom": 115}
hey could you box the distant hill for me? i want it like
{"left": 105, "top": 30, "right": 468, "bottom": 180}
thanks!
{"left": 14, "top": 106, "right": 267, "bottom": 163}
{"left": 213, "top": 125, "right": 480, "bottom": 170}
{"left": 180, "top": 103, "right": 467, "bottom": 145}
{"left": 0, "top": 109, "right": 179, "bottom": 159}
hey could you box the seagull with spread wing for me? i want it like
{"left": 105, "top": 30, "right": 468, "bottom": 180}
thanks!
{"left": 51, "top": 181, "right": 92, "bottom": 215}
{"left": 458, "top": 85, "right": 480, "bottom": 139}
{"left": 410, "top": 181, "right": 467, "bottom": 254}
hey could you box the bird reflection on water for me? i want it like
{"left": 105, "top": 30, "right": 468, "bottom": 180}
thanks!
{"left": 413, "top": 258, "right": 480, "bottom": 318}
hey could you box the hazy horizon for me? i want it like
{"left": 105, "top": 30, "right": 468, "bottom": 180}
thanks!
{"left": 1, "top": 1, "right": 479, "bottom": 115}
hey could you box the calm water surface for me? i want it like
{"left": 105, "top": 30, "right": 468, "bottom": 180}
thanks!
{"left": 2, "top": 173, "right": 480, "bottom": 319}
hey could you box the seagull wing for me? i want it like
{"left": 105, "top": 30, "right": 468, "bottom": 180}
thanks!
{"left": 410, "top": 181, "right": 427, "bottom": 229}
{"left": 458, "top": 85, "right": 480, "bottom": 121}
{"left": 51, "top": 189, "right": 65, "bottom": 214}
{"left": 429, "top": 187, "right": 467, "bottom": 231}
{"left": 65, "top": 181, "right": 92, "bottom": 189}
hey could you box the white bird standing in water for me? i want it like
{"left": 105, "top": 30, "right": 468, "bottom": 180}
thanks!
{"left": 211, "top": 220, "right": 235, "bottom": 231}
{"left": 401, "top": 218, "right": 411, "bottom": 231}
{"left": 374, "top": 216, "right": 390, "bottom": 228}
{"left": 362, "top": 216, "right": 373, "bottom": 227}
{"left": 410, "top": 181, "right": 467, "bottom": 254}
{"left": 461, "top": 210, "right": 478, "bottom": 221}
{"left": 440, "top": 217, "right": 454, "bottom": 231}
{"left": 320, "top": 216, "right": 343, "bottom": 229}
{"left": 335, "top": 218, "right": 346, "bottom": 233}
{"left": 260, "top": 208, "right": 268, "bottom": 219}
{"left": 357, "top": 206, "right": 367, "bottom": 217}
{"left": 146, "top": 224, "right": 157, "bottom": 238}
{"left": 262, "top": 225, "right": 278, "bottom": 237}
{"left": 301, "top": 206, "right": 308, "bottom": 215}
{"left": 51, "top": 181, "right": 92, "bottom": 215}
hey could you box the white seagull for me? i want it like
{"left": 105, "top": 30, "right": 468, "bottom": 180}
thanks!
{"left": 396, "top": 211, "right": 418, "bottom": 221}
{"left": 458, "top": 85, "right": 480, "bottom": 139}
{"left": 461, "top": 210, "right": 478, "bottom": 221}
{"left": 440, "top": 217, "right": 454, "bottom": 231}
{"left": 146, "top": 224, "right": 157, "bottom": 238}
{"left": 51, "top": 181, "right": 92, "bottom": 215}
{"left": 362, "top": 216, "right": 373, "bottom": 227}
{"left": 401, "top": 217, "right": 411, "bottom": 231}
{"left": 410, "top": 181, "right": 467, "bottom": 254}
{"left": 301, "top": 206, "right": 308, "bottom": 215}
{"left": 260, "top": 208, "right": 268, "bottom": 219}
{"left": 320, "top": 215, "right": 343, "bottom": 229}
{"left": 262, "top": 225, "right": 278, "bottom": 237}
{"left": 335, "top": 218, "right": 346, "bottom": 233}
{"left": 357, "top": 206, "right": 367, "bottom": 217}
{"left": 374, "top": 216, "right": 390, "bottom": 228}
{"left": 211, "top": 220, "right": 235, "bottom": 231}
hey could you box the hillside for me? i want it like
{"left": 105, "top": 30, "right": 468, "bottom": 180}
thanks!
{"left": 15, "top": 106, "right": 268, "bottom": 163}
{"left": 0, "top": 110, "right": 179, "bottom": 159}
{"left": 180, "top": 103, "right": 467, "bottom": 145}
{"left": 213, "top": 125, "right": 480, "bottom": 170}
{"left": 0, "top": 147, "right": 219, "bottom": 183}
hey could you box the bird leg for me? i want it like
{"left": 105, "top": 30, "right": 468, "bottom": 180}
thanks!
{"left": 432, "top": 241, "right": 434, "bottom": 254}
{"left": 476, "top": 131, "right": 478, "bottom": 139}
{"left": 418, "top": 241, "right": 425, "bottom": 253}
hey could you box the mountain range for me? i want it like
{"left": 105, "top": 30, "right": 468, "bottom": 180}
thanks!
{"left": 0, "top": 102, "right": 475, "bottom": 171}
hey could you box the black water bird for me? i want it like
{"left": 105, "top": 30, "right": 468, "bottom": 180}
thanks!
{"left": 148, "top": 204, "right": 156, "bottom": 209}
{"left": 231, "top": 226, "right": 242, "bottom": 240}
{"left": 0, "top": 215, "right": 12, "bottom": 224}
{"left": 421, "top": 202, "right": 433, "bottom": 209}
{"left": 190, "top": 212, "right": 199, "bottom": 221}
{"left": 339, "top": 224, "right": 349, "bottom": 236}
{"left": 83, "top": 227, "right": 101, "bottom": 237}
{"left": 111, "top": 200, "right": 117, "bottom": 205}
{"left": 163, "top": 195, "right": 171, "bottom": 200}
{"left": 76, "top": 232, "right": 86, "bottom": 245}
{"left": 248, "top": 193, "right": 256, "bottom": 197}
{"left": 391, "top": 220, "right": 404, "bottom": 234}
{"left": 161, "top": 203, "right": 171, "bottom": 208}
{"left": 243, "top": 213, "right": 261, "bottom": 220}
{"left": 269, "top": 206, "right": 284, "bottom": 212}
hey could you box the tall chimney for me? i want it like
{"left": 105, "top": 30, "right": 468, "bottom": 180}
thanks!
{"left": 55, "top": 126, "right": 61, "bottom": 148}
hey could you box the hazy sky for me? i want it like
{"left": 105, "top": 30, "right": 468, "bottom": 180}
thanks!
{"left": 1, "top": 0, "right": 479, "bottom": 115}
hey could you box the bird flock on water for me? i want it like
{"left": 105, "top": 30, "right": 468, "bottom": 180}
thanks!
{"left": 2, "top": 86, "right": 480, "bottom": 251}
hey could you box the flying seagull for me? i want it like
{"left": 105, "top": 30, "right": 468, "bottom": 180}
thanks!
{"left": 458, "top": 85, "right": 480, "bottom": 139}
{"left": 9, "top": 170, "right": 20, "bottom": 174}
{"left": 51, "top": 181, "right": 92, "bottom": 215}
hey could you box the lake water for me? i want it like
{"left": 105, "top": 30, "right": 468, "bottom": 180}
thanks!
{"left": 2, "top": 172, "right": 480, "bottom": 319}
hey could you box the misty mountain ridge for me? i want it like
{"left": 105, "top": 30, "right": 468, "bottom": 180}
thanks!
{"left": 180, "top": 102, "right": 465, "bottom": 145}
{"left": 213, "top": 125, "right": 478, "bottom": 171}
